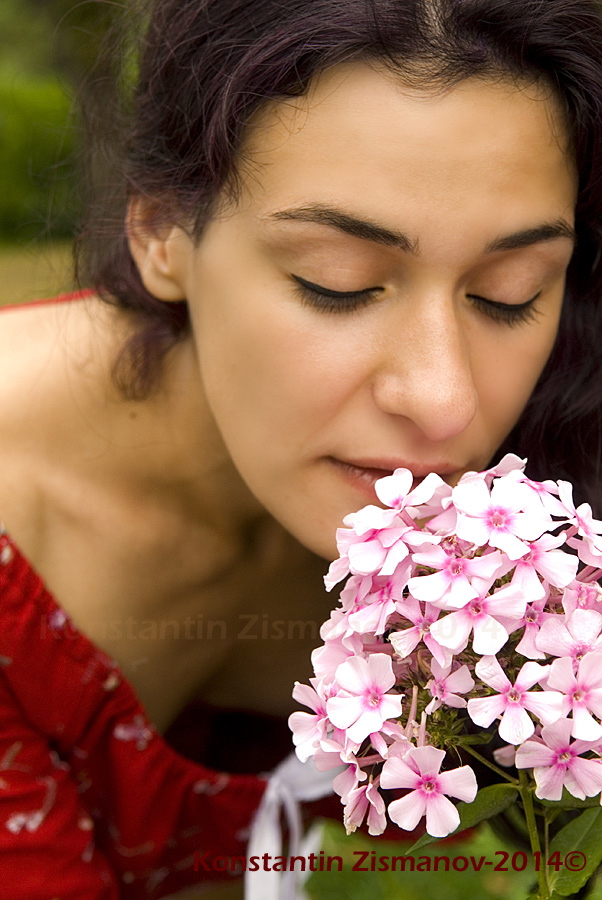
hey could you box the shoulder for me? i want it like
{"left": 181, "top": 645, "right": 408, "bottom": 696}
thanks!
{"left": 0, "top": 294, "right": 129, "bottom": 553}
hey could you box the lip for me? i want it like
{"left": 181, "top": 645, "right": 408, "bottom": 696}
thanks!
{"left": 327, "top": 456, "right": 460, "bottom": 502}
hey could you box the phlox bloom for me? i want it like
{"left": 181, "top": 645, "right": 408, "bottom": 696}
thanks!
{"left": 342, "top": 776, "right": 387, "bottom": 835}
{"left": 515, "top": 598, "right": 548, "bottom": 660}
{"left": 467, "top": 656, "right": 563, "bottom": 745}
{"left": 483, "top": 454, "right": 527, "bottom": 480}
{"left": 381, "top": 746, "right": 477, "bottom": 837}
{"left": 347, "top": 576, "right": 407, "bottom": 636}
{"left": 511, "top": 534, "right": 578, "bottom": 599}
{"left": 425, "top": 661, "right": 475, "bottom": 714}
{"left": 515, "top": 719, "right": 602, "bottom": 801}
{"left": 558, "top": 481, "right": 602, "bottom": 564}
{"left": 563, "top": 581, "right": 602, "bottom": 618}
{"left": 429, "top": 583, "right": 526, "bottom": 655}
{"left": 289, "top": 679, "right": 331, "bottom": 762}
{"left": 408, "top": 545, "right": 503, "bottom": 609}
{"left": 453, "top": 475, "right": 553, "bottom": 560}
{"left": 546, "top": 652, "right": 602, "bottom": 740}
{"left": 326, "top": 654, "right": 403, "bottom": 744}
{"left": 291, "top": 454, "right": 602, "bottom": 840}
{"left": 389, "top": 596, "right": 451, "bottom": 668}
{"left": 536, "top": 609, "right": 602, "bottom": 664}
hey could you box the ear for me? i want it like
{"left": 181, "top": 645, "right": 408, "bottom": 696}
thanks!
{"left": 126, "top": 197, "right": 189, "bottom": 301}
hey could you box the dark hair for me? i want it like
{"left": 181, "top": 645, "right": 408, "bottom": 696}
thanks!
{"left": 78, "top": 0, "right": 602, "bottom": 510}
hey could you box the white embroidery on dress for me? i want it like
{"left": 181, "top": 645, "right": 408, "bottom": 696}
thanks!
{"left": 146, "top": 867, "right": 169, "bottom": 891}
{"left": 113, "top": 837, "right": 155, "bottom": 857}
{"left": 5, "top": 776, "right": 57, "bottom": 834}
{"left": 48, "top": 609, "right": 69, "bottom": 631}
{"left": 49, "top": 750, "right": 70, "bottom": 772}
{"left": 102, "top": 672, "right": 120, "bottom": 691}
{"left": 193, "top": 773, "right": 230, "bottom": 795}
{"left": 0, "top": 544, "right": 13, "bottom": 565}
{"left": 78, "top": 815, "right": 94, "bottom": 831}
{"left": 1, "top": 742, "right": 23, "bottom": 770}
{"left": 113, "top": 715, "right": 153, "bottom": 750}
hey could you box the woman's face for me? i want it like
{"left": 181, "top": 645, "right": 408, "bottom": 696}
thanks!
{"left": 163, "top": 63, "right": 577, "bottom": 560}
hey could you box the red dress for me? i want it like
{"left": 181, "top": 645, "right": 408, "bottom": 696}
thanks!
{"left": 0, "top": 293, "right": 267, "bottom": 899}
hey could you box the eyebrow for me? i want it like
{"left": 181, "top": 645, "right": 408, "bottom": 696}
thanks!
{"left": 266, "top": 204, "right": 577, "bottom": 254}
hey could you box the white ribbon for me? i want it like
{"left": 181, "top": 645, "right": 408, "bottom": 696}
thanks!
{"left": 244, "top": 753, "right": 337, "bottom": 900}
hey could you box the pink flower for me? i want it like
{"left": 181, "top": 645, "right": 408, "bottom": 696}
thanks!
{"left": 326, "top": 654, "right": 403, "bottom": 744}
{"left": 483, "top": 454, "right": 527, "bottom": 481}
{"left": 347, "top": 577, "right": 406, "bottom": 636}
{"left": 408, "top": 544, "right": 503, "bottom": 610}
{"left": 515, "top": 597, "right": 548, "bottom": 660}
{"left": 289, "top": 679, "right": 333, "bottom": 761}
{"left": 563, "top": 581, "right": 602, "bottom": 618}
{"left": 425, "top": 661, "right": 475, "bottom": 714}
{"left": 375, "top": 469, "right": 453, "bottom": 519}
{"left": 429, "top": 583, "right": 526, "bottom": 655}
{"left": 342, "top": 776, "right": 387, "bottom": 835}
{"left": 381, "top": 746, "right": 477, "bottom": 837}
{"left": 453, "top": 474, "right": 553, "bottom": 560}
{"left": 467, "top": 656, "right": 563, "bottom": 744}
{"left": 546, "top": 652, "right": 602, "bottom": 740}
{"left": 558, "top": 481, "right": 602, "bottom": 564}
{"left": 519, "top": 474, "right": 571, "bottom": 518}
{"left": 536, "top": 609, "right": 602, "bottom": 665}
{"left": 510, "top": 534, "right": 578, "bottom": 600}
{"left": 311, "top": 630, "right": 364, "bottom": 680}
{"left": 515, "top": 719, "right": 602, "bottom": 801}
{"left": 389, "top": 596, "right": 452, "bottom": 668}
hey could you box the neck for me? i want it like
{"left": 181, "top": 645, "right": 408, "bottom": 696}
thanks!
{"left": 67, "top": 299, "right": 267, "bottom": 539}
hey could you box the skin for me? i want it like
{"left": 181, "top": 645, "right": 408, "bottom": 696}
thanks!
{"left": 134, "top": 62, "right": 577, "bottom": 561}
{"left": 0, "top": 62, "right": 578, "bottom": 731}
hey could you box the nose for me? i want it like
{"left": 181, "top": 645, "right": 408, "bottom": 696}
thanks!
{"left": 371, "top": 295, "right": 478, "bottom": 442}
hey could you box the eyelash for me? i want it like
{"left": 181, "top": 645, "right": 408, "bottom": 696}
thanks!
{"left": 467, "top": 293, "right": 541, "bottom": 326}
{"left": 292, "top": 275, "right": 541, "bottom": 325}
{"left": 292, "top": 276, "right": 381, "bottom": 313}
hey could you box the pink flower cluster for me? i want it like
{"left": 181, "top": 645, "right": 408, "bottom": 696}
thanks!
{"left": 289, "top": 455, "right": 602, "bottom": 837}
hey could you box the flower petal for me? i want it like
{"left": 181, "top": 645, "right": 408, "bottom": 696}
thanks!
{"left": 437, "top": 765, "right": 478, "bottom": 802}
{"left": 467, "top": 694, "right": 507, "bottom": 728}
{"left": 387, "top": 791, "right": 426, "bottom": 832}
{"left": 425, "top": 792, "right": 461, "bottom": 838}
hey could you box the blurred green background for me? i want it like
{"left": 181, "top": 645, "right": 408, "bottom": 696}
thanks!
{"left": 0, "top": 0, "right": 116, "bottom": 305}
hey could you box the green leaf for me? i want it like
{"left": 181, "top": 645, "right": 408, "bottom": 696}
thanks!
{"left": 407, "top": 784, "right": 519, "bottom": 853}
{"left": 547, "top": 807, "right": 602, "bottom": 896}
{"left": 538, "top": 790, "right": 601, "bottom": 810}
{"left": 460, "top": 733, "right": 495, "bottom": 746}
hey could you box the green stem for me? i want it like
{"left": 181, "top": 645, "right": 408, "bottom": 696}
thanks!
{"left": 519, "top": 769, "right": 548, "bottom": 899}
{"left": 462, "top": 744, "right": 519, "bottom": 784}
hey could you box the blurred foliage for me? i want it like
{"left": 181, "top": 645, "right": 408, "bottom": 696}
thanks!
{"left": 0, "top": 0, "right": 119, "bottom": 243}
{"left": 305, "top": 820, "right": 602, "bottom": 900}
{"left": 0, "top": 74, "right": 76, "bottom": 241}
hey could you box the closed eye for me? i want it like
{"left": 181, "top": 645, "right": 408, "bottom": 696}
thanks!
{"left": 467, "top": 292, "right": 542, "bottom": 326}
{"left": 291, "top": 274, "right": 542, "bottom": 325}
{"left": 291, "top": 275, "right": 383, "bottom": 312}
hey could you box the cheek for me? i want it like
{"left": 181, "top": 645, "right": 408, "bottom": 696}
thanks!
{"left": 191, "top": 285, "right": 363, "bottom": 455}
{"left": 474, "top": 319, "right": 560, "bottom": 434}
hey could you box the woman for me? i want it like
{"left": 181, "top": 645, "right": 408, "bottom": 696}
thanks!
{"left": 1, "top": 0, "right": 601, "bottom": 896}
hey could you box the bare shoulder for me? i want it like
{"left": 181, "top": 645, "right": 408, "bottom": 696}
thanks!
{"left": 0, "top": 296, "right": 124, "bottom": 550}
{"left": 0, "top": 300, "right": 74, "bottom": 417}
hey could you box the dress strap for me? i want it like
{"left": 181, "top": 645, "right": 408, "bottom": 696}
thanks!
{"left": 245, "top": 752, "right": 337, "bottom": 900}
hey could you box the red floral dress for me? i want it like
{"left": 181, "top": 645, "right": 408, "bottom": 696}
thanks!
{"left": 0, "top": 294, "right": 267, "bottom": 899}
{"left": 0, "top": 526, "right": 267, "bottom": 899}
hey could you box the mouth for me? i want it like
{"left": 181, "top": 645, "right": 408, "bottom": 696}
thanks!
{"left": 327, "top": 456, "right": 460, "bottom": 502}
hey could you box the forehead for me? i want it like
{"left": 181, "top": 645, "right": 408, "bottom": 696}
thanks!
{"left": 232, "top": 63, "right": 576, "bottom": 251}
